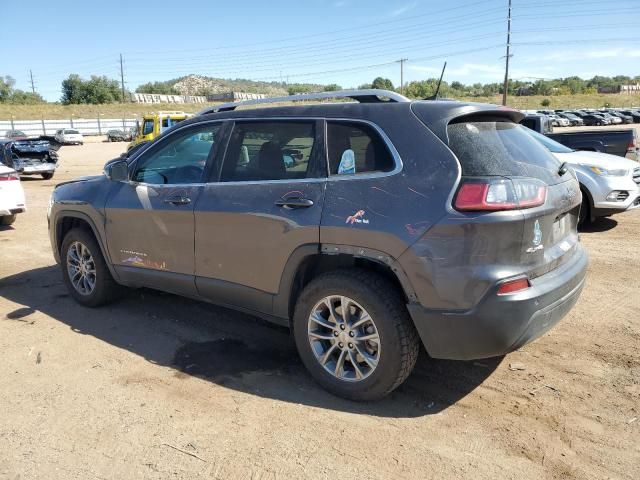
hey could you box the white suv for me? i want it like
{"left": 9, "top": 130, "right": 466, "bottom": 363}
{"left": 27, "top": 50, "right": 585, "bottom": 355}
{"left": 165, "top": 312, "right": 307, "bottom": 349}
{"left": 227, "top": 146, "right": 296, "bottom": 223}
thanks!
{"left": 55, "top": 129, "right": 84, "bottom": 145}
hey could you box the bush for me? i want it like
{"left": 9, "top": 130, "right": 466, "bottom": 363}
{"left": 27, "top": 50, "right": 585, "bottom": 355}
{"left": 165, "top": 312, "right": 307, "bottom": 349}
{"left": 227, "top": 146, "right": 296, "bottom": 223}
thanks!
{"left": 540, "top": 98, "right": 551, "bottom": 107}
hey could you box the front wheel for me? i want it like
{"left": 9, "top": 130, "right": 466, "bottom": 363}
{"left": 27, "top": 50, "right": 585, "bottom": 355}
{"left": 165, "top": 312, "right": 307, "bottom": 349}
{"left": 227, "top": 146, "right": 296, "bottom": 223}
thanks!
{"left": 293, "top": 269, "right": 420, "bottom": 401}
{"left": 578, "top": 191, "right": 591, "bottom": 227}
{"left": 61, "top": 228, "right": 121, "bottom": 307}
{"left": 41, "top": 172, "right": 54, "bottom": 180}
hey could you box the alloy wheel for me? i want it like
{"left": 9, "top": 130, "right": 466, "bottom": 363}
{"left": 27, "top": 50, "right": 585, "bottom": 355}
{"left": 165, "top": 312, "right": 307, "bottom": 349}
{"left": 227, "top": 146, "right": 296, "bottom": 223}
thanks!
{"left": 307, "top": 295, "right": 381, "bottom": 382}
{"left": 66, "top": 241, "right": 96, "bottom": 295}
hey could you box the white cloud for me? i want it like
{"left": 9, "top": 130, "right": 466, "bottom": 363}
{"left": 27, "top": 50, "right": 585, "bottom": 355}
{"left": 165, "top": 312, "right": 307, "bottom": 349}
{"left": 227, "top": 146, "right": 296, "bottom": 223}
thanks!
{"left": 391, "top": 1, "right": 418, "bottom": 17}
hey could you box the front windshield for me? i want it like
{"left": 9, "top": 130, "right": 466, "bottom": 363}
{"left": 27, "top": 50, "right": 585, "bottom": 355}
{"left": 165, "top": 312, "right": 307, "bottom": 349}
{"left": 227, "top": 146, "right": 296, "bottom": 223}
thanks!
{"left": 520, "top": 125, "right": 574, "bottom": 154}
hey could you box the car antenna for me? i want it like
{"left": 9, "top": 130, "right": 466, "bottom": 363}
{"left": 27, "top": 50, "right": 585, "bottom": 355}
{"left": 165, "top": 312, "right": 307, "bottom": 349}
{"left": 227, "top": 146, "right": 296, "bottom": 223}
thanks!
{"left": 424, "top": 61, "right": 447, "bottom": 101}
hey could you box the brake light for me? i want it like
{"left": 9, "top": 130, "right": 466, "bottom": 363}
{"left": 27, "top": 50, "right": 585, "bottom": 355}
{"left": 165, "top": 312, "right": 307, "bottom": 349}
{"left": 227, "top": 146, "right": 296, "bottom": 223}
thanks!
{"left": 497, "top": 278, "right": 530, "bottom": 295}
{"left": 454, "top": 178, "right": 547, "bottom": 211}
{"left": 0, "top": 172, "right": 19, "bottom": 181}
{"left": 628, "top": 138, "right": 637, "bottom": 153}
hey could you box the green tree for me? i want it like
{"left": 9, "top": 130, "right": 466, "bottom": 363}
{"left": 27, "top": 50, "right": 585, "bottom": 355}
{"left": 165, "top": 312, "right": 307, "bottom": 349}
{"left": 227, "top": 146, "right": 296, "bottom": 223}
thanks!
{"left": 136, "top": 81, "right": 179, "bottom": 95}
{"left": 62, "top": 74, "right": 124, "bottom": 104}
{"left": 371, "top": 77, "right": 394, "bottom": 90}
{"left": 323, "top": 84, "right": 342, "bottom": 92}
{"left": 0, "top": 76, "right": 15, "bottom": 102}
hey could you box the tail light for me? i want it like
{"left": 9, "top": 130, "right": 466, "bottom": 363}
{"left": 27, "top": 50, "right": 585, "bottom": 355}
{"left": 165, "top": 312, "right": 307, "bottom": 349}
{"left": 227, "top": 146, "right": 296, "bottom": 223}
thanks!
{"left": 454, "top": 178, "right": 547, "bottom": 211}
{"left": 497, "top": 277, "right": 530, "bottom": 295}
{"left": 627, "top": 137, "right": 637, "bottom": 153}
{"left": 0, "top": 172, "right": 19, "bottom": 181}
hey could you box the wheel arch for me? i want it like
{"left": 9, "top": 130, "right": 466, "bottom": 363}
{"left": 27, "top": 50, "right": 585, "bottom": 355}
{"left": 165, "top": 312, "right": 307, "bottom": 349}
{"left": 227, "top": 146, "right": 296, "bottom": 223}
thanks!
{"left": 54, "top": 211, "right": 119, "bottom": 280}
{"left": 274, "top": 244, "right": 417, "bottom": 324}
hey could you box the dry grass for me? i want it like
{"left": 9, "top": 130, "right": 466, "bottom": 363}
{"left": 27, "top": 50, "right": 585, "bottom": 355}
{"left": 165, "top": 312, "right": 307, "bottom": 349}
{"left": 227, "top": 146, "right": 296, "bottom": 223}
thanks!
{"left": 2, "top": 93, "right": 640, "bottom": 120}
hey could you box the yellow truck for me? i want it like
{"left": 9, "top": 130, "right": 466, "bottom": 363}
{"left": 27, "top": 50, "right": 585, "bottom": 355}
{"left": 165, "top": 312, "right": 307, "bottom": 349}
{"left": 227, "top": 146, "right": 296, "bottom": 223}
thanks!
{"left": 128, "top": 111, "right": 192, "bottom": 149}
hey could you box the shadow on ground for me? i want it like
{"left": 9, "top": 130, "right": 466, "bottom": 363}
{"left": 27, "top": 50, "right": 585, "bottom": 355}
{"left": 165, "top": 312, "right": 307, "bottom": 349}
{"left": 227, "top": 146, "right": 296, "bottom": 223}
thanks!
{"left": 579, "top": 217, "right": 618, "bottom": 233}
{"left": 0, "top": 266, "right": 502, "bottom": 418}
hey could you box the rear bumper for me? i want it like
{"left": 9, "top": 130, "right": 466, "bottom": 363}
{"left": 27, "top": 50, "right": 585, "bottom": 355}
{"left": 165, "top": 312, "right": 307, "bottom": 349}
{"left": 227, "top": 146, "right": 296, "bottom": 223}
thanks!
{"left": 407, "top": 245, "right": 588, "bottom": 360}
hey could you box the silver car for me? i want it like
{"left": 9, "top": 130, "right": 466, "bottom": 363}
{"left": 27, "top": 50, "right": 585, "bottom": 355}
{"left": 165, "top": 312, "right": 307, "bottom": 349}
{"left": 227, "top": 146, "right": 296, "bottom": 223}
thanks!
{"left": 526, "top": 128, "right": 640, "bottom": 225}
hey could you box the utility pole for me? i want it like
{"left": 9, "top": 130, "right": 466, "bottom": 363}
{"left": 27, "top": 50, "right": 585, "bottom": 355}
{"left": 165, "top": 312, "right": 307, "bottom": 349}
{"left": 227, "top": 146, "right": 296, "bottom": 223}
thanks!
{"left": 397, "top": 58, "right": 408, "bottom": 95}
{"left": 29, "top": 70, "right": 36, "bottom": 93}
{"left": 119, "top": 53, "right": 126, "bottom": 103}
{"left": 502, "top": 0, "right": 513, "bottom": 106}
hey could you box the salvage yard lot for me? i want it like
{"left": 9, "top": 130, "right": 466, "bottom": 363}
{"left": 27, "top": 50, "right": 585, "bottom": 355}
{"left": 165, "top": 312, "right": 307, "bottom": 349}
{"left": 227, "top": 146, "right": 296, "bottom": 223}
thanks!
{"left": 0, "top": 140, "right": 638, "bottom": 479}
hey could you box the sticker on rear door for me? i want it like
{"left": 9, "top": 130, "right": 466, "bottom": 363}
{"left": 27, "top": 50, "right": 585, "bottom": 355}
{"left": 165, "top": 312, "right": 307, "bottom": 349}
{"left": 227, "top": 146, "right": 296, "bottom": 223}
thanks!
{"left": 526, "top": 220, "right": 544, "bottom": 253}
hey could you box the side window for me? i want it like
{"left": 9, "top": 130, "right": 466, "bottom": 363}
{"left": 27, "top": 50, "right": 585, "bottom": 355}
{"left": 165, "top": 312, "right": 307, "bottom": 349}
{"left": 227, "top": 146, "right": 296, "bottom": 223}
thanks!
{"left": 133, "top": 123, "right": 221, "bottom": 185}
{"left": 327, "top": 122, "right": 395, "bottom": 176}
{"left": 142, "top": 119, "right": 154, "bottom": 136}
{"left": 221, "top": 121, "right": 316, "bottom": 182}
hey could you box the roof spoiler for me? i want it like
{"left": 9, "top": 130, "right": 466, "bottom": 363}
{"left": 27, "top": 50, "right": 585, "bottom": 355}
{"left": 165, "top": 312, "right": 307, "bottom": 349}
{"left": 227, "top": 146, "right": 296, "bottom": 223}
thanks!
{"left": 197, "top": 89, "right": 410, "bottom": 115}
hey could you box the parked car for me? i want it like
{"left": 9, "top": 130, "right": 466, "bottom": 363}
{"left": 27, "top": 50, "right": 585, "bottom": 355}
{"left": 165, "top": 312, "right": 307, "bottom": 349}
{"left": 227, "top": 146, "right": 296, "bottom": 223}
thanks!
{"left": 524, "top": 128, "right": 640, "bottom": 225}
{"left": 0, "top": 139, "right": 60, "bottom": 179}
{"left": 580, "top": 114, "right": 608, "bottom": 126}
{"left": 48, "top": 91, "right": 588, "bottom": 401}
{"left": 522, "top": 114, "right": 638, "bottom": 159}
{"left": 606, "top": 111, "right": 633, "bottom": 124}
{"left": 2, "top": 130, "right": 28, "bottom": 140}
{"left": 106, "top": 128, "right": 135, "bottom": 142}
{"left": 618, "top": 109, "right": 640, "bottom": 123}
{"left": 558, "top": 112, "right": 584, "bottom": 126}
{"left": 549, "top": 114, "right": 570, "bottom": 127}
{"left": 54, "top": 129, "right": 84, "bottom": 145}
{"left": 597, "top": 112, "right": 622, "bottom": 125}
{"left": 0, "top": 164, "right": 26, "bottom": 225}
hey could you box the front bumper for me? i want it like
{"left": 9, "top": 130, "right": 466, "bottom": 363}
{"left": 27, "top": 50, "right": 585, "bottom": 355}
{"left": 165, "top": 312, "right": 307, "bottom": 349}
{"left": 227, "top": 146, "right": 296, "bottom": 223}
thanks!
{"left": 590, "top": 174, "right": 640, "bottom": 215}
{"left": 407, "top": 245, "right": 588, "bottom": 360}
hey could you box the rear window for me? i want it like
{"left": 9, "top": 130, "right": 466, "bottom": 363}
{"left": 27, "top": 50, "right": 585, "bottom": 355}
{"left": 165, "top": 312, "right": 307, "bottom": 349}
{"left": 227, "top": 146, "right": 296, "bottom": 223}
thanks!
{"left": 65, "top": 129, "right": 80, "bottom": 134}
{"left": 447, "top": 121, "right": 562, "bottom": 185}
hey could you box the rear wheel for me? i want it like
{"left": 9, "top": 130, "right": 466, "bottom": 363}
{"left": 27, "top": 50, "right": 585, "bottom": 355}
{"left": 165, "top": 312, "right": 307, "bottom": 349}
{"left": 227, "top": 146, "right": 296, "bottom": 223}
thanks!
{"left": 293, "top": 269, "right": 419, "bottom": 401}
{"left": 61, "top": 228, "right": 121, "bottom": 307}
{"left": 0, "top": 214, "right": 16, "bottom": 226}
{"left": 41, "top": 172, "right": 54, "bottom": 180}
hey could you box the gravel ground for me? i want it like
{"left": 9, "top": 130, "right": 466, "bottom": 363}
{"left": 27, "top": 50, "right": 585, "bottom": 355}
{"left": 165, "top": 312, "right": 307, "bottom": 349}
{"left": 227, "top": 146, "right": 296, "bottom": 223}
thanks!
{"left": 0, "top": 140, "right": 638, "bottom": 480}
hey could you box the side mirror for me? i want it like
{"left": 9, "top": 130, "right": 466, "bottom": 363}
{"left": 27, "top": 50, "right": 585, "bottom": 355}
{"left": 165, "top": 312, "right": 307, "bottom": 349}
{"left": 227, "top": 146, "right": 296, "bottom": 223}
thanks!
{"left": 104, "top": 160, "right": 129, "bottom": 182}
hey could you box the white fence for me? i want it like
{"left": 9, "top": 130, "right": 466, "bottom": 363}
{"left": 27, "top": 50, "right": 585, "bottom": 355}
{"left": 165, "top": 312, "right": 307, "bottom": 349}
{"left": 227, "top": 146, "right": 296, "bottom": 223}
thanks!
{"left": 0, "top": 118, "right": 139, "bottom": 137}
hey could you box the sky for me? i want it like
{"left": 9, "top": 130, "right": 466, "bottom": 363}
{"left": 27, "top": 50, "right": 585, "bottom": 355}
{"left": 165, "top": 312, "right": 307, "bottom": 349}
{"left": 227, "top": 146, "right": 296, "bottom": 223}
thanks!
{"left": 3, "top": 0, "right": 640, "bottom": 102}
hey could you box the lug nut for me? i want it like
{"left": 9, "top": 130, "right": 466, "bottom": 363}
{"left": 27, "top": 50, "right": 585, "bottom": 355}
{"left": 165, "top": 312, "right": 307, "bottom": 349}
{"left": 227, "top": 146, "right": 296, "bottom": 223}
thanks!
{"left": 348, "top": 343, "right": 354, "bottom": 349}
{"left": 338, "top": 342, "right": 344, "bottom": 348}
{"left": 349, "top": 331, "right": 355, "bottom": 337}
{"left": 333, "top": 331, "right": 339, "bottom": 337}
{"left": 340, "top": 324, "right": 346, "bottom": 330}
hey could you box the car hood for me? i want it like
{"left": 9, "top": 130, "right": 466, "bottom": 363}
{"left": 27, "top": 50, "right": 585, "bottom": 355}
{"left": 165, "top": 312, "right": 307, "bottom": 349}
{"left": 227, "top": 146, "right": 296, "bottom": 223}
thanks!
{"left": 553, "top": 150, "right": 639, "bottom": 170}
{"left": 54, "top": 174, "right": 103, "bottom": 188}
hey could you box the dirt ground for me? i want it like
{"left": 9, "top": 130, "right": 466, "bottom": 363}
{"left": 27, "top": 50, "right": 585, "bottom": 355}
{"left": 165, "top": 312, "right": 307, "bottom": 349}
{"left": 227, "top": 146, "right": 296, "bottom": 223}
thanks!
{"left": 0, "top": 139, "right": 638, "bottom": 480}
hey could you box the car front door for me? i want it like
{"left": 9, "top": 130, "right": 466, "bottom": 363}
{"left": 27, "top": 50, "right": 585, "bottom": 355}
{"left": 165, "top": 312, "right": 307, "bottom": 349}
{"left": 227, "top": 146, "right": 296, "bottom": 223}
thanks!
{"left": 194, "top": 119, "right": 326, "bottom": 317}
{"left": 104, "top": 120, "right": 224, "bottom": 296}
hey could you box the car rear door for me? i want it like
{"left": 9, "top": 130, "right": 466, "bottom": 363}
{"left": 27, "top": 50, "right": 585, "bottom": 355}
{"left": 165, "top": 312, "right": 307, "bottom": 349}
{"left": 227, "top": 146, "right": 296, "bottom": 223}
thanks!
{"left": 104, "top": 120, "right": 224, "bottom": 296}
{"left": 193, "top": 119, "right": 326, "bottom": 316}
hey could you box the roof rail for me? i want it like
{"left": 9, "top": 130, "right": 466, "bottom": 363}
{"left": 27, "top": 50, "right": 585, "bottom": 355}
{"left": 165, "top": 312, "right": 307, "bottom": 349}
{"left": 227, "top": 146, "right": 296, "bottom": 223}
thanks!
{"left": 197, "top": 89, "right": 410, "bottom": 115}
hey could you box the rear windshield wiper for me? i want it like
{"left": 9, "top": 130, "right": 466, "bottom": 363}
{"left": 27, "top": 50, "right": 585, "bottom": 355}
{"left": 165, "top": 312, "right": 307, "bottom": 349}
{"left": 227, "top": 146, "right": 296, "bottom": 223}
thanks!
{"left": 558, "top": 162, "right": 569, "bottom": 176}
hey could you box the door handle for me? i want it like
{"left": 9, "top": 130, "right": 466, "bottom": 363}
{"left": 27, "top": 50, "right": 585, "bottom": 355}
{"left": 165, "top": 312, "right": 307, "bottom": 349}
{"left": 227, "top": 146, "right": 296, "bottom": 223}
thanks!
{"left": 275, "top": 197, "right": 314, "bottom": 208}
{"left": 164, "top": 195, "right": 191, "bottom": 206}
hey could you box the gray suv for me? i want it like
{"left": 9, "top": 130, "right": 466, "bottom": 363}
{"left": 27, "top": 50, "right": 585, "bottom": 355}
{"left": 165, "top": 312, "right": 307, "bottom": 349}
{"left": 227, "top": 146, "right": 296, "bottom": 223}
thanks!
{"left": 48, "top": 90, "right": 588, "bottom": 401}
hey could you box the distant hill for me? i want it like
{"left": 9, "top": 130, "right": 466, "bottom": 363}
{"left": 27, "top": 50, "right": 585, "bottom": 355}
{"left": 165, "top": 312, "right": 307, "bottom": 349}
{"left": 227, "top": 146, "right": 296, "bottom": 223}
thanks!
{"left": 136, "top": 75, "right": 326, "bottom": 97}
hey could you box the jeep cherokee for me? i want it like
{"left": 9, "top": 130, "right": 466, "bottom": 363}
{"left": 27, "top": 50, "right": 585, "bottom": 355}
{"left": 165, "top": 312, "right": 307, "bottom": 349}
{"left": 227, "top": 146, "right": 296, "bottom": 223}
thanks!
{"left": 48, "top": 90, "right": 588, "bottom": 401}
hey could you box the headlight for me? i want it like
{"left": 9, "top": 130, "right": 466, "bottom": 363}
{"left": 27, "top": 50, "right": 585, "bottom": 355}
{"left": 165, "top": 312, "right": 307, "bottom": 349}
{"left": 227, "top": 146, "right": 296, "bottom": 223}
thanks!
{"left": 588, "top": 166, "right": 628, "bottom": 176}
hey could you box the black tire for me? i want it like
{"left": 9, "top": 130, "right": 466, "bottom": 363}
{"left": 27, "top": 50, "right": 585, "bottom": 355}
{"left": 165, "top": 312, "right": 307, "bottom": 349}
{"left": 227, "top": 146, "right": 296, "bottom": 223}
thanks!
{"left": 60, "top": 228, "right": 121, "bottom": 307}
{"left": 578, "top": 190, "right": 591, "bottom": 227}
{"left": 0, "top": 214, "right": 16, "bottom": 226}
{"left": 293, "top": 269, "right": 420, "bottom": 401}
{"left": 41, "top": 172, "right": 54, "bottom": 180}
